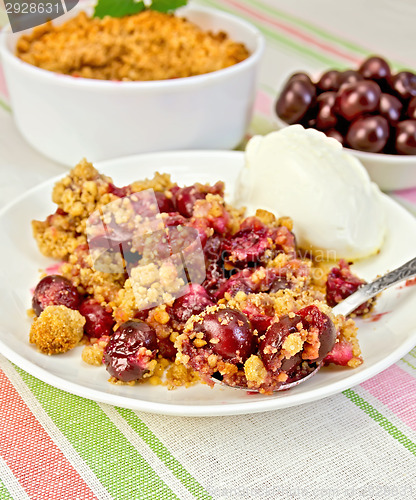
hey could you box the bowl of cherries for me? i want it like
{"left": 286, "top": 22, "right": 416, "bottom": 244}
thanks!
{"left": 274, "top": 55, "right": 416, "bottom": 191}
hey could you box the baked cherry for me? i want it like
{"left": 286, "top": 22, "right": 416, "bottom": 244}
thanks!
{"left": 201, "top": 235, "right": 227, "bottom": 294}
{"left": 346, "top": 115, "right": 389, "bottom": 153}
{"left": 155, "top": 192, "right": 175, "bottom": 213}
{"left": 215, "top": 268, "right": 257, "bottom": 299}
{"left": 194, "top": 308, "right": 254, "bottom": 362}
{"left": 156, "top": 336, "right": 177, "bottom": 361}
{"left": 163, "top": 212, "right": 187, "bottom": 227}
{"left": 297, "top": 305, "right": 337, "bottom": 363}
{"left": 316, "top": 70, "right": 341, "bottom": 93}
{"left": 79, "top": 299, "right": 115, "bottom": 338}
{"left": 379, "top": 93, "right": 402, "bottom": 125}
{"left": 242, "top": 301, "right": 274, "bottom": 333}
{"left": 103, "top": 320, "right": 158, "bottom": 382}
{"left": 395, "top": 120, "right": 416, "bottom": 154}
{"left": 315, "top": 91, "right": 338, "bottom": 130}
{"left": 32, "top": 275, "right": 81, "bottom": 316}
{"left": 175, "top": 186, "right": 206, "bottom": 218}
{"left": 222, "top": 228, "right": 272, "bottom": 267}
{"left": 391, "top": 71, "right": 416, "bottom": 101}
{"left": 326, "top": 260, "right": 373, "bottom": 315}
{"left": 169, "top": 284, "right": 214, "bottom": 323}
{"left": 336, "top": 80, "right": 381, "bottom": 121}
{"left": 358, "top": 56, "right": 391, "bottom": 84}
{"left": 323, "top": 340, "right": 353, "bottom": 366}
{"left": 108, "top": 183, "right": 131, "bottom": 198}
{"left": 174, "top": 183, "right": 223, "bottom": 219}
{"left": 260, "top": 315, "right": 305, "bottom": 372}
{"left": 275, "top": 78, "right": 316, "bottom": 124}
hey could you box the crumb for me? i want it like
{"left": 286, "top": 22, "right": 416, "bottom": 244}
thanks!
{"left": 29, "top": 305, "right": 85, "bottom": 354}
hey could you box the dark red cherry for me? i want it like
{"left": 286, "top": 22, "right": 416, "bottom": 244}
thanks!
{"left": 222, "top": 228, "right": 272, "bottom": 267}
{"left": 156, "top": 336, "right": 177, "bottom": 361}
{"left": 379, "top": 93, "right": 402, "bottom": 125}
{"left": 169, "top": 284, "right": 214, "bottom": 323}
{"left": 316, "top": 70, "right": 341, "bottom": 93}
{"left": 79, "top": 299, "right": 115, "bottom": 338}
{"left": 163, "top": 212, "right": 187, "bottom": 227}
{"left": 297, "top": 305, "right": 337, "bottom": 363}
{"left": 215, "top": 268, "right": 257, "bottom": 299}
{"left": 358, "top": 56, "right": 391, "bottom": 84}
{"left": 336, "top": 80, "right": 381, "bottom": 121}
{"left": 194, "top": 308, "right": 254, "bottom": 362}
{"left": 391, "top": 71, "right": 416, "bottom": 101}
{"left": 103, "top": 320, "right": 157, "bottom": 382}
{"left": 395, "top": 120, "right": 416, "bottom": 155}
{"left": 32, "top": 275, "right": 81, "bottom": 316}
{"left": 175, "top": 186, "right": 206, "bottom": 218}
{"left": 326, "top": 260, "right": 372, "bottom": 315}
{"left": 346, "top": 115, "right": 389, "bottom": 153}
{"left": 288, "top": 72, "right": 314, "bottom": 86}
{"left": 155, "top": 192, "right": 175, "bottom": 213}
{"left": 108, "top": 183, "right": 131, "bottom": 198}
{"left": 275, "top": 78, "right": 316, "bottom": 124}
{"left": 315, "top": 91, "right": 338, "bottom": 130}
{"left": 338, "top": 70, "right": 364, "bottom": 88}
{"left": 407, "top": 97, "right": 416, "bottom": 120}
{"left": 260, "top": 315, "right": 305, "bottom": 372}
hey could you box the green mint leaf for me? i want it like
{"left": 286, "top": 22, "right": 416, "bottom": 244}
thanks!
{"left": 94, "top": 0, "right": 146, "bottom": 19}
{"left": 150, "top": 0, "right": 188, "bottom": 13}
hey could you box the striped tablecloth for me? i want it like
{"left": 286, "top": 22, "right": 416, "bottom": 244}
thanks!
{"left": 1, "top": 1, "right": 416, "bottom": 499}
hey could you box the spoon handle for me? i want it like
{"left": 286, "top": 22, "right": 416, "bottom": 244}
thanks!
{"left": 332, "top": 256, "right": 416, "bottom": 317}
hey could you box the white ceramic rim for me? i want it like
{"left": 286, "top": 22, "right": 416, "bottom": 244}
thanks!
{"left": 0, "top": 4, "right": 265, "bottom": 91}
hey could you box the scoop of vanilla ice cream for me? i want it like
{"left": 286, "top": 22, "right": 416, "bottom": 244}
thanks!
{"left": 236, "top": 125, "right": 386, "bottom": 260}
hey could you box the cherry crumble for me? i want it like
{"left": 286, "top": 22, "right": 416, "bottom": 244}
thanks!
{"left": 29, "top": 160, "right": 372, "bottom": 393}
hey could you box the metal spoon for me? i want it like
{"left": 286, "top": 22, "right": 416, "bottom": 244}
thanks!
{"left": 212, "top": 256, "right": 416, "bottom": 392}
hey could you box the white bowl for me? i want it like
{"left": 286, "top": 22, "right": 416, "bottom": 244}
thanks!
{"left": 274, "top": 115, "right": 416, "bottom": 191}
{"left": 347, "top": 148, "right": 416, "bottom": 191}
{"left": 0, "top": 4, "right": 264, "bottom": 166}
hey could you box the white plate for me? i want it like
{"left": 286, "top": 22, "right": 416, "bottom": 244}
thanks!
{"left": 1, "top": 150, "right": 416, "bottom": 417}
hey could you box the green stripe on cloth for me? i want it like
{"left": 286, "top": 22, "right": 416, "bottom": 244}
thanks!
{"left": 240, "top": 0, "right": 409, "bottom": 69}
{"left": 14, "top": 368, "right": 180, "bottom": 500}
{"left": 401, "top": 358, "right": 416, "bottom": 371}
{"left": 343, "top": 388, "right": 416, "bottom": 456}
{"left": 0, "top": 99, "right": 11, "bottom": 113}
{"left": 116, "top": 408, "right": 212, "bottom": 500}
{"left": 0, "top": 479, "right": 14, "bottom": 500}
{"left": 200, "top": 0, "right": 342, "bottom": 67}
{"left": 408, "top": 347, "right": 416, "bottom": 359}
{"left": 243, "top": 0, "right": 370, "bottom": 57}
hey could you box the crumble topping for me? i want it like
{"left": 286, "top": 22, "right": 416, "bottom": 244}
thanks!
{"left": 16, "top": 10, "right": 250, "bottom": 81}
{"left": 30, "top": 305, "right": 85, "bottom": 354}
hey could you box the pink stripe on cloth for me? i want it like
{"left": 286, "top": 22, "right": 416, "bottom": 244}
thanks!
{"left": 361, "top": 364, "right": 416, "bottom": 432}
{"left": 254, "top": 89, "right": 273, "bottom": 117}
{"left": 0, "top": 370, "right": 98, "bottom": 500}
{"left": 222, "top": 0, "right": 361, "bottom": 64}
{"left": 393, "top": 187, "right": 416, "bottom": 205}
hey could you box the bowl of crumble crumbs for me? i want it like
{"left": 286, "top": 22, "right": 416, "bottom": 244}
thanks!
{"left": 0, "top": 151, "right": 416, "bottom": 416}
{"left": 0, "top": 3, "right": 264, "bottom": 165}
